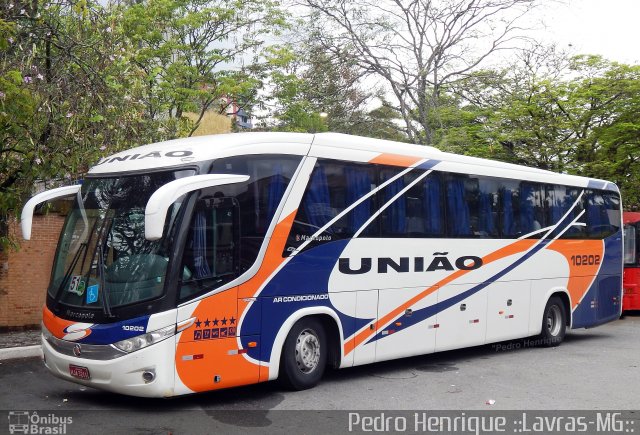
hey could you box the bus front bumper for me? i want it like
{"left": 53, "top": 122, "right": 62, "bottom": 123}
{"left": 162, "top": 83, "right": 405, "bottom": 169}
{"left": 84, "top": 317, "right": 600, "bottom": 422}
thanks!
{"left": 41, "top": 334, "right": 177, "bottom": 398}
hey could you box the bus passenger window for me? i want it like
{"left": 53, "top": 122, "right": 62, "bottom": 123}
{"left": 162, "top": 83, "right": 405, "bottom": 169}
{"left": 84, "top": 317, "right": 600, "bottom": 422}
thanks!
{"left": 371, "top": 168, "right": 444, "bottom": 238}
{"left": 546, "top": 185, "right": 565, "bottom": 226}
{"left": 518, "top": 182, "right": 545, "bottom": 237}
{"left": 476, "top": 177, "right": 500, "bottom": 238}
{"left": 446, "top": 175, "right": 472, "bottom": 237}
{"left": 586, "top": 191, "right": 621, "bottom": 239}
{"left": 500, "top": 183, "right": 519, "bottom": 238}
{"left": 286, "top": 160, "right": 376, "bottom": 254}
{"left": 208, "top": 155, "right": 301, "bottom": 270}
{"left": 379, "top": 167, "right": 407, "bottom": 236}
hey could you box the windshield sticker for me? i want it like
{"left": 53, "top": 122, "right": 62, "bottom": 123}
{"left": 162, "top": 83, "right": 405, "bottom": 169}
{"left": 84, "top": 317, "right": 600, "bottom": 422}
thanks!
{"left": 67, "top": 276, "right": 85, "bottom": 296}
{"left": 86, "top": 285, "right": 99, "bottom": 304}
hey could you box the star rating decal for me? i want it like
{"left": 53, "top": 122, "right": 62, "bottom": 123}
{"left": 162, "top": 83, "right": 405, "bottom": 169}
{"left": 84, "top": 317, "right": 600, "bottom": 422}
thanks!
{"left": 195, "top": 317, "right": 237, "bottom": 329}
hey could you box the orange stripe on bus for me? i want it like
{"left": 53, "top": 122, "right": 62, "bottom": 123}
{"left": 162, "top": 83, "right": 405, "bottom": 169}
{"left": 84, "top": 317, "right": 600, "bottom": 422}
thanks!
{"left": 546, "top": 239, "right": 604, "bottom": 309}
{"left": 42, "top": 305, "right": 77, "bottom": 339}
{"left": 344, "top": 239, "right": 536, "bottom": 356}
{"left": 369, "top": 153, "right": 422, "bottom": 167}
{"left": 238, "top": 210, "right": 296, "bottom": 299}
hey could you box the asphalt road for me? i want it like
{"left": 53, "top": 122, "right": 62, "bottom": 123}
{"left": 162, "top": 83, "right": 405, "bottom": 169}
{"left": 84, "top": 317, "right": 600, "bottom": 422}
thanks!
{"left": 1, "top": 314, "right": 639, "bottom": 434}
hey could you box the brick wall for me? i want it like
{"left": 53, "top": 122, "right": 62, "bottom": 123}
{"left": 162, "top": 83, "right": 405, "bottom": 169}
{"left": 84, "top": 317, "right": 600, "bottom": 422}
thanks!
{"left": 0, "top": 214, "right": 65, "bottom": 330}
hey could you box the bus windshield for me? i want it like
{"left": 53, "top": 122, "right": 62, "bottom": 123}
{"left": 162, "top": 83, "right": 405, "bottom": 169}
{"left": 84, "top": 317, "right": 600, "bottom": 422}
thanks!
{"left": 49, "top": 170, "right": 194, "bottom": 312}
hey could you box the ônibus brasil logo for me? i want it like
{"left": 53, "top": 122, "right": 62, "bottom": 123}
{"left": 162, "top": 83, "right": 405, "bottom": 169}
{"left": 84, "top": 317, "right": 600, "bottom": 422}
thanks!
{"left": 8, "top": 411, "right": 72, "bottom": 434}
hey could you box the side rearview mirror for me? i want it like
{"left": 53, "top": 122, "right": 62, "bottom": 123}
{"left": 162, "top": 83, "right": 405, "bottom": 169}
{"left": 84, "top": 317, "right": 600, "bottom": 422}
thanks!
{"left": 144, "top": 174, "right": 249, "bottom": 241}
{"left": 21, "top": 185, "right": 81, "bottom": 240}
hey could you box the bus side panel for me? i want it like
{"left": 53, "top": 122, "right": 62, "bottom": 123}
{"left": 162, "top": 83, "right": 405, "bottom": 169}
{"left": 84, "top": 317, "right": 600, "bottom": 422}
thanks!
{"left": 352, "top": 290, "right": 377, "bottom": 366}
{"left": 565, "top": 234, "right": 623, "bottom": 328}
{"left": 596, "top": 233, "right": 623, "bottom": 321}
{"left": 623, "top": 267, "right": 640, "bottom": 310}
{"left": 435, "top": 283, "right": 487, "bottom": 352}
{"left": 486, "top": 280, "right": 531, "bottom": 342}
{"left": 175, "top": 287, "right": 261, "bottom": 393}
{"left": 374, "top": 286, "right": 438, "bottom": 362}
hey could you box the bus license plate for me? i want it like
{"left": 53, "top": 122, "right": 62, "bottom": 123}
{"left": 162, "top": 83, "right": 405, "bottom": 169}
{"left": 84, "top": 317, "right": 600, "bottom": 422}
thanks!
{"left": 69, "top": 364, "right": 90, "bottom": 380}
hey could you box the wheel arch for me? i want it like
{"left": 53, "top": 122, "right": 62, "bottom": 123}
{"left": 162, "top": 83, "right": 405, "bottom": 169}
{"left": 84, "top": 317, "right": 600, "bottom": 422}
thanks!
{"left": 530, "top": 287, "right": 573, "bottom": 335}
{"left": 267, "top": 307, "right": 344, "bottom": 381}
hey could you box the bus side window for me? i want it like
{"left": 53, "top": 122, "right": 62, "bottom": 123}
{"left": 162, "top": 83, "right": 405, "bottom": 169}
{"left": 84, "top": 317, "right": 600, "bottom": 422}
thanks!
{"left": 476, "top": 177, "right": 500, "bottom": 238}
{"left": 285, "top": 160, "right": 376, "bottom": 254}
{"left": 546, "top": 185, "right": 565, "bottom": 226}
{"left": 586, "top": 190, "right": 621, "bottom": 239}
{"left": 518, "top": 182, "right": 546, "bottom": 237}
{"left": 500, "top": 181, "right": 520, "bottom": 238}
{"left": 624, "top": 224, "right": 637, "bottom": 265}
{"left": 209, "top": 155, "right": 301, "bottom": 269}
{"left": 560, "top": 187, "right": 587, "bottom": 239}
{"left": 446, "top": 174, "right": 472, "bottom": 237}
{"left": 378, "top": 166, "right": 408, "bottom": 237}
{"left": 370, "top": 167, "right": 445, "bottom": 238}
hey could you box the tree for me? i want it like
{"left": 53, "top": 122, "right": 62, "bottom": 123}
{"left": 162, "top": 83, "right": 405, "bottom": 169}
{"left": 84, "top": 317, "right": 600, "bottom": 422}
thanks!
{"left": 564, "top": 56, "right": 640, "bottom": 208}
{"left": 1, "top": 0, "right": 292, "bottom": 247}
{"left": 120, "top": 0, "right": 288, "bottom": 136}
{"left": 302, "top": 0, "right": 539, "bottom": 144}
{"left": 261, "top": 32, "right": 377, "bottom": 134}
{"left": 1, "top": 1, "right": 170, "bottom": 233}
{"left": 450, "top": 52, "right": 640, "bottom": 207}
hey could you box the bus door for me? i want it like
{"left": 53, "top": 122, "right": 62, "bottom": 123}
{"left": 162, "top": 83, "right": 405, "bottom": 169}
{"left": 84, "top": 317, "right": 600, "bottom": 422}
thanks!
{"left": 174, "top": 196, "right": 260, "bottom": 392}
{"left": 623, "top": 221, "right": 639, "bottom": 311}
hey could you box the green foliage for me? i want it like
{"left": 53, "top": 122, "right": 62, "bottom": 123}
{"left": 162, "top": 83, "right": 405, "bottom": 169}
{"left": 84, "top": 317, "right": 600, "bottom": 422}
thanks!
{"left": 120, "top": 0, "right": 287, "bottom": 134}
{"left": 262, "top": 36, "right": 402, "bottom": 137}
{"left": 0, "top": 0, "right": 287, "bottom": 248}
{"left": 435, "top": 55, "right": 640, "bottom": 208}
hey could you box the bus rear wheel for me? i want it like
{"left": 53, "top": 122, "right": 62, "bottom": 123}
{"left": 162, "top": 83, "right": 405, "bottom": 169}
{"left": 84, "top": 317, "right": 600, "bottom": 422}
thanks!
{"left": 279, "top": 318, "right": 327, "bottom": 390}
{"left": 539, "top": 296, "right": 566, "bottom": 347}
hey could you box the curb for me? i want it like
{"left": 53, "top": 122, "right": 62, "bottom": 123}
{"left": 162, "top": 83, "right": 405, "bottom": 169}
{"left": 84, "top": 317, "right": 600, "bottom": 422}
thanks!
{"left": 0, "top": 345, "right": 43, "bottom": 361}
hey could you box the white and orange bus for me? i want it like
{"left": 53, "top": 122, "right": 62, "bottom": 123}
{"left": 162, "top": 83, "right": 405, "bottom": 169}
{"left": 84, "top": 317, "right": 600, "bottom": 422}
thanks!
{"left": 22, "top": 132, "right": 623, "bottom": 397}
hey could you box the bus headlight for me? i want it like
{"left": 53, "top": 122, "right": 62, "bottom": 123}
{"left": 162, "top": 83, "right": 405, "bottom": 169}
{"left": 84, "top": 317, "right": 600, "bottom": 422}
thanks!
{"left": 113, "top": 325, "right": 175, "bottom": 353}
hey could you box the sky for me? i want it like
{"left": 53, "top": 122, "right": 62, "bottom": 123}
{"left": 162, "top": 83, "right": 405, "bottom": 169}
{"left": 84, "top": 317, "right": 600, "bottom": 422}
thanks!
{"left": 533, "top": 0, "right": 640, "bottom": 64}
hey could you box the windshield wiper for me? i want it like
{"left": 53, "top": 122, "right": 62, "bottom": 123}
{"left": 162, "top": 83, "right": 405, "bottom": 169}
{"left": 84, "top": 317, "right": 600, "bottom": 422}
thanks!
{"left": 84, "top": 214, "right": 115, "bottom": 318}
{"left": 97, "top": 239, "right": 113, "bottom": 318}
{"left": 53, "top": 241, "right": 88, "bottom": 302}
{"left": 53, "top": 213, "right": 102, "bottom": 302}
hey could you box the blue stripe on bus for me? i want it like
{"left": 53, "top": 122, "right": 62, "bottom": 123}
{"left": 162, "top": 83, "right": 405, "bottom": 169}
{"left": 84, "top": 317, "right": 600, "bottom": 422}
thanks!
{"left": 76, "top": 315, "right": 151, "bottom": 345}
{"left": 416, "top": 159, "right": 441, "bottom": 171}
{"left": 367, "top": 239, "right": 552, "bottom": 344}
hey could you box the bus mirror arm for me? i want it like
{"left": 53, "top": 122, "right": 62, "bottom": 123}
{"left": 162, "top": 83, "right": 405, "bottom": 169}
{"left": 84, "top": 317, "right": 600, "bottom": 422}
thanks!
{"left": 144, "top": 174, "right": 249, "bottom": 241}
{"left": 21, "top": 185, "right": 81, "bottom": 240}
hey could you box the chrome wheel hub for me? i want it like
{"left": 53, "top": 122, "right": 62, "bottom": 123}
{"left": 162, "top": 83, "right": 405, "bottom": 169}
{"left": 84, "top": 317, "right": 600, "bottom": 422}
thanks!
{"left": 295, "top": 328, "right": 320, "bottom": 374}
{"left": 546, "top": 305, "right": 562, "bottom": 336}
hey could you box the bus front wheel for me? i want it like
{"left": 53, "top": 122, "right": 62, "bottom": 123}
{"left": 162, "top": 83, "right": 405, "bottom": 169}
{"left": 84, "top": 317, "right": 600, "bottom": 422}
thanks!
{"left": 279, "top": 317, "right": 327, "bottom": 390}
{"left": 539, "top": 296, "right": 566, "bottom": 347}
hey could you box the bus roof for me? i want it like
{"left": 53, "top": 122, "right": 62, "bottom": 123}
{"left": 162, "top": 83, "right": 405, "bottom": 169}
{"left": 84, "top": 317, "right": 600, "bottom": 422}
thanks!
{"left": 624, "top": 212, "right": 640, "bottom": 224}
{"left": 88, "top": 132, "right": 619, "bottom": 193}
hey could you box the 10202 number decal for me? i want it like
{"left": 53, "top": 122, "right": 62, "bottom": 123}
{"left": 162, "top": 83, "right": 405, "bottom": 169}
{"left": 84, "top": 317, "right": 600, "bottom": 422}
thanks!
{"left": 570, "top": 254, "right": 601, "bottom": 266}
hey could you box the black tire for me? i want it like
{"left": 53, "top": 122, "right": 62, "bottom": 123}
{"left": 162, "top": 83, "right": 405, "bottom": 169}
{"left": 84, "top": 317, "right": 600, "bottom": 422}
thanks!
{"left": 279, "top": 317, "right": 327, "bottom": 390}
{"left": 539, "top": 296, "right": 567, "bottom": 347}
